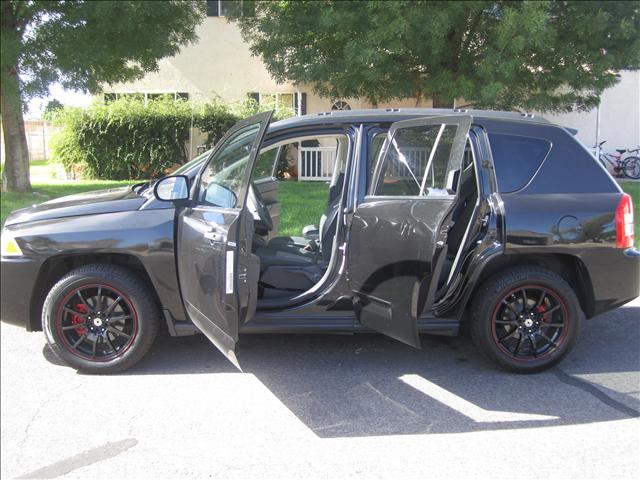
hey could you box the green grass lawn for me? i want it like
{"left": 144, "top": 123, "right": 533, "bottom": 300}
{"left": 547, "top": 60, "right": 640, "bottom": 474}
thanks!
{"left": 277, "top": 181, "right": 329, "bottom": 236}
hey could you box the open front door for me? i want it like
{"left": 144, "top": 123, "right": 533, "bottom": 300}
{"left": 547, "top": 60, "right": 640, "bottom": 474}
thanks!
{"left": 177, "top": 111, "right": 272, "bottom": 367}
{"left": 347, "top": 115, "right": 471, "bottom": 348}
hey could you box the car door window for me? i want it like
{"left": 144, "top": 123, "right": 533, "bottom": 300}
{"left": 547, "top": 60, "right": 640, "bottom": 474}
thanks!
{"left": 199, "top": 123, "right": 260, "bottom": 208}
{"left": 373, "top": 123, "right": 459, "bottom": 197}
{"left": 253, "top": 147, "right": 278, "bottom": 180}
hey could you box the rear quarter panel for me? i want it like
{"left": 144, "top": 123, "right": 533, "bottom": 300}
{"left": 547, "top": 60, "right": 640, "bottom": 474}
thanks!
{"left": 482, "top": 120, "right": 639, "bottom": 316}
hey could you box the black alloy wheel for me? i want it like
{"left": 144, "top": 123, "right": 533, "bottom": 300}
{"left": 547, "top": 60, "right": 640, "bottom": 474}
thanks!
{"left": 491, "top": 285, "right": 568, "bottom": 361}
{"left": 56, "top": 284, "right": 138, "bottom": 361}
{"left": 43, "top": 264, "right": 159, "bottom": 374}
{"left": 470, "top": 266, "right": 582, "bottom": 373}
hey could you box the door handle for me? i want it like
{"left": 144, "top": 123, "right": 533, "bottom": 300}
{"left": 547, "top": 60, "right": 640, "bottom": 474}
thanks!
{"left": 204, "top": 229, "right": 224, "bottom": 243}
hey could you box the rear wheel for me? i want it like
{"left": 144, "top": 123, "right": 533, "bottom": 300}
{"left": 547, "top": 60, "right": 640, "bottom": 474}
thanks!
{"left": 623, "top": 156, "right": 640, "bottom": 179}
{"left": 470, "top": 266, "right": 582, "bottom": 373}
{"left": 42, "top": 264, "right": 159, "bottom": 374}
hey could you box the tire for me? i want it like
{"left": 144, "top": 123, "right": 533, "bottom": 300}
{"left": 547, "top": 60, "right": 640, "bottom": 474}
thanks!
{"left": 469, "top": 265, "right": 582, "bottom": 373}
{"left": 623, "top": 156, "right": 640, "bottom": 179}
{"left": 42, "top": 264, "right": 159, "bottom": 374}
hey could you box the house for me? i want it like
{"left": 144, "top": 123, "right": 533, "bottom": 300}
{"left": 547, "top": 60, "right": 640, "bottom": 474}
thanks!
{"left": 106, "top": 0, "right": 639, "bottom": 170}
{"left": 103, "top": 1, "right": 430, "bottom": 117}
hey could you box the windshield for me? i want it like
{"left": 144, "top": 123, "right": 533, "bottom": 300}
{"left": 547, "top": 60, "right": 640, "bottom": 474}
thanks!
{"left": 138, "top": 149, "right": 213, "bottom": 198}
{"left": 173, "top": 149, "right": 212, "bottom": 175}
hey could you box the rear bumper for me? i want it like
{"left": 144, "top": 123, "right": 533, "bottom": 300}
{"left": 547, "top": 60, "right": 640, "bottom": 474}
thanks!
{"left": 588, "top": 248, "right": 640, "bottom": 317}
{"left": 1, "top": 257, "right": 39, "bottom": 330}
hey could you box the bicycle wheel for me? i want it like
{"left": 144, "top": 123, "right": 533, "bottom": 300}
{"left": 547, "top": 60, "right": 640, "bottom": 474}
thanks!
{"left": 598, "top": 156, "right": 610, "bottom": 173}
{"left": 623, "top": 156, "right": 640, "bottom": 179}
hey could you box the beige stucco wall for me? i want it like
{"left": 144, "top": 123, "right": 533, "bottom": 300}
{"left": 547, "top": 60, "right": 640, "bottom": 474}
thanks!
{"left": 534, "top": 70, "right": 640, "bottom": 153}
{"left": 109, "top": 17, "right": 301, "bottom": 101}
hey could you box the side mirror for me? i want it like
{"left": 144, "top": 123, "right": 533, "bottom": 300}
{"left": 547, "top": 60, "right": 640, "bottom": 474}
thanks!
{"left": 154, "top": 175, "right": 189, "bottom": 203}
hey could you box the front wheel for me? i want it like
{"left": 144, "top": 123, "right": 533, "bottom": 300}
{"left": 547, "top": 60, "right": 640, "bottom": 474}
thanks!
{"left": 470, "top": 266, "right": 582, "bottom": 373}
{"left": 623, "top": 156, "right": 640, "bottom": 179}
{"left": 42, "top": 264, "right": 159, "bottom": 374}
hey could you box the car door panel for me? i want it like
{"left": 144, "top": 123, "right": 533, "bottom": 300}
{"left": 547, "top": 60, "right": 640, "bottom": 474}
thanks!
{"left": 177, "top": 111, "right": 272, "bottom": 367}
{"left": 347, "top": 115, "right": 472, "bottom": 348}
{"left": 349, "top": 198, "right": 454, "bottom": 347}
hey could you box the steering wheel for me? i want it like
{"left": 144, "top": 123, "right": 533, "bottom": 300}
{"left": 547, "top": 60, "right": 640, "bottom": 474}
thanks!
{"left": 248, "top": 182, "right": 273, "bottom": 231}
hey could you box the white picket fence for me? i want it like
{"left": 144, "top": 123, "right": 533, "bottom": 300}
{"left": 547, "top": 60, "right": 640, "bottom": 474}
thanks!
{"left": 297, "top": 145, "right": 432, "bottom": 181}
{"left": 383, "top": 147, "right": 430, "bottom": 179}
{"left": 298, "top": 147, "right": 337, "bottom": 181}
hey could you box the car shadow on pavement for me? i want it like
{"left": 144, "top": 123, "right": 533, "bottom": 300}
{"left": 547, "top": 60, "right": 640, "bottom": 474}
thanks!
{"left": 45, "top": 307, "right": 640, "bottom": 437}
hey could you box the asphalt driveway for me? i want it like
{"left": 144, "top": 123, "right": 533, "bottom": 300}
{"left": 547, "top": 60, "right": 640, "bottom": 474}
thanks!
{"left": 1, "top": 298, "right": 639, "bottom": 479}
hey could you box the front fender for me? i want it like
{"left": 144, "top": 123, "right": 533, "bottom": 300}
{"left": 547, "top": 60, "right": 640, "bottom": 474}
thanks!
{"left": 8, "top": 209, "right": 186, "bottom": 325}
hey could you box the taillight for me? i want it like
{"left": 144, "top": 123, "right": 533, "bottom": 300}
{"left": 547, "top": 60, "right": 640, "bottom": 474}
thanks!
{"left": 616, "top": 193, "right": 634, "bottom": 248}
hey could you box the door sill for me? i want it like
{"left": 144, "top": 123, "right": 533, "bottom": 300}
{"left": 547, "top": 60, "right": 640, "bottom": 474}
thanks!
{"left": 166, "top": 310, "right": 459, "bottom": 337}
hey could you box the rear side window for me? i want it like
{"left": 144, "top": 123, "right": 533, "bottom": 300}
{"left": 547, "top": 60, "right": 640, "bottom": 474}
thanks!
{"left": 488, "top": 133, "right": 551, "bottom": 193}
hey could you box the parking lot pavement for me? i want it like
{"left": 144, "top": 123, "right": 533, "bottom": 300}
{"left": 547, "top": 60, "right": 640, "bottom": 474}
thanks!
{"left": 2, "top": 298, "right": 639, "bottom": 479}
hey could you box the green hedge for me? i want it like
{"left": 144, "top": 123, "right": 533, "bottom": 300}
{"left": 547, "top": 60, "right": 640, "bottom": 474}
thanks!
{"left": 50, "top": 96, "right": 293, "bottom": 180}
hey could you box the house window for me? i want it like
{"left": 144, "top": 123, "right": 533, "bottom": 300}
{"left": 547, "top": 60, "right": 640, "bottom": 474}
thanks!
{"left": 331, "top": 100, "right": 351, "bottom": 111}
{"left": 257, "top": 93, "right": 293, "bottom": 112}
{"left": 207, "top": 1, "right": 255, "bottom": 17}
{"left": 248, "top": 91, "right": 307, "bottom": 116}
{"left": 103, "top": 92, "right": 189, "bottom": 104}
{"left": 278, "top": 93, "right": 294, "bottom": 111}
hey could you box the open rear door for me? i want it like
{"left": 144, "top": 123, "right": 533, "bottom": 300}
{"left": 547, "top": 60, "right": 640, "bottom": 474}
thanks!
{"left": 346, "top": 115, "right": 471, "bottom": 347}
{"left": 177, "top": 111, "right": 272, "bottom": 367}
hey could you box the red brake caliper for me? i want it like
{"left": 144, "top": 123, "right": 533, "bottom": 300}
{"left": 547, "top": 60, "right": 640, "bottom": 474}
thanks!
{"left": 537, "top": 305, "right": 547, "bottom": 323}
{"left": 72, "top": 303, "right": 88, "bottom": 335}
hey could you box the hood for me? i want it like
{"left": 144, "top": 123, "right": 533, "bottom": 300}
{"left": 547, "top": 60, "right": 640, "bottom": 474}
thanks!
{"left": 4, "top": 187, "right": 147, "bottom": 227}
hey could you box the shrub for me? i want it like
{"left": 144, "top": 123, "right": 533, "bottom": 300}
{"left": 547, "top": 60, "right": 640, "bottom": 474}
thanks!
{"left": 50, "top": 106, "right": 88, "bottom": 178}
{"left": 51, "top": 97, "right": 193, "bottom": 179}
{"left": 193, "top": 97, "right": 295, "bottom": 148}
{"left": 192, "top": 101, "right": 238, "bottom": 148}
{"left": 50, "top": 96, "right": 296, "bottom": 180}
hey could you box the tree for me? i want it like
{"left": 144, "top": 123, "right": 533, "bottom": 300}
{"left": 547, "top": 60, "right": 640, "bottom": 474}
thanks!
{"left": 42, "top": 99, "right": 64, "bottom": 121}
{"left": 232, "top": 1, "right": 640, "bottom": 111}
{"left": 1, "top": 1, "right": 205, "bottom": 192}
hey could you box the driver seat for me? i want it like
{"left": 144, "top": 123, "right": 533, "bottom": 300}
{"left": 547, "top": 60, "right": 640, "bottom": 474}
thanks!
{"left": 252, "top": 177, "right": 343, "bottom": 293}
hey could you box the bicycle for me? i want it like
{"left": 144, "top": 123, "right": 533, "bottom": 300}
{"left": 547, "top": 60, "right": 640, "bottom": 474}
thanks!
{"left": 593, "top": 141, "right": 640, "bottom": 180}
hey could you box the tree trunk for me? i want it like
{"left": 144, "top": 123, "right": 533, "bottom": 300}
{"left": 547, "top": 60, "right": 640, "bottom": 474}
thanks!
{"left": 1, "top": 62, "right": 31, "bottom": 192}
{"left": 432, "top": 93, "right": 454, "bottom": 109}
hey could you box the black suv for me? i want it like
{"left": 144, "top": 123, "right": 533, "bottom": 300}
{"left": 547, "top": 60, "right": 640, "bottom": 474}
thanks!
{"left": 2, "top": 109, "right": 638, "bottom": 374}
